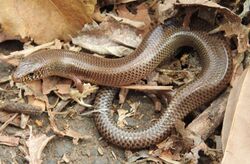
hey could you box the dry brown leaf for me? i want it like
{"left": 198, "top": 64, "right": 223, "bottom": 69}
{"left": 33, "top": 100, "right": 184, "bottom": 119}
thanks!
{"left": 64, "top": 128, "right": 92, "bottom": 145}
{"left": 25, "top": 126, "right": 55, "bottom": 164}
{"left": 42, "top": 77, "right": 60, "bottom": 95}
{"left": 42, "top": 77, "right": 72, "bottom": 95}
{"left": 175, "top": 0, "right": 241, "bottom": 23}
{"left": 116, "top": 3, "right": 151, "bottom": 31}
{"left": 16, "top": 80, "right": 52, "bottom": 109}
{"left": 0, "top": 0, "right": 96, "bottom": 44}
{"left": 210, "top": 23, "right": 250, "bottom": 53}
{"left": 157, "top": 0, "right": 177, "bottom": 23}
{"left": 56, "top": 79, "right": 72, "bottom": 95}
{"left": 222, "top": 68, "right": 250, "bottom": 164}
{"left": 72, "top": 20, "right": 142, "bottom": 57}
{"left": 92, "top": 6, "right": 106, "bottom": 22}
{"left": 18, "top": 81, "right": 43, "bottom": 96}
{"left": 27, "top": 96, "right": 46, "bottom": 111}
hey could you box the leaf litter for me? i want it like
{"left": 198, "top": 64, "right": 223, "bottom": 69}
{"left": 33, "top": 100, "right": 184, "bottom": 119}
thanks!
{"left": 0, "top": 0, "right": 96, "bottom": 44}
{"left": 0, "top": 0, "right": 248, "bottom": 163}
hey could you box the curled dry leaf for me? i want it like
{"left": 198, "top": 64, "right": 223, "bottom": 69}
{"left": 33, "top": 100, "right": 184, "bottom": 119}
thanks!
{"left": 210, "top": 23, "right": 250, "bottom": 53}
{"left": 72, "top": 20, "right": 142, "bottom": 57}
{"left": 0, "top": 0, "right": 96, "bottom": 43}
{"left": 175, "top": 0, "right": 241, "bottom": 23}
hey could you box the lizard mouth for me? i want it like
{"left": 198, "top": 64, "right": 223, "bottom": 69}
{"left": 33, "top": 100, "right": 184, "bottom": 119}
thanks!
{"left": 12, "top": 71, "right": 43, "bottom": 83}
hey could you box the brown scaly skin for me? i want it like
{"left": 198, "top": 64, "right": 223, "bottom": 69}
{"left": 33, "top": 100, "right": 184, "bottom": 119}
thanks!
{"left": 12, "top": 25, "right": 233, "bottom": 149}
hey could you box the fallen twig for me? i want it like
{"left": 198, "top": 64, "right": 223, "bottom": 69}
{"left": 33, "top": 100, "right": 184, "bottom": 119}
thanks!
{"left": 0, "top": 135, "right": 19, "bottom": 146}
{"left": 0, "top": 111, "right": 21, "bottom": 127}
{"left": 0, "top": 102, "right": 43, "bottom": 116}
{"left": 0, "top": 113, "right": 18, "bottom": 132}
{"left": 120, "top": 85, "right": 173, "bottom": 91}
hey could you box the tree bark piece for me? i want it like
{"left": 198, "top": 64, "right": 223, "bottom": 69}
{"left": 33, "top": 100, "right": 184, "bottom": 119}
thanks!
{"left": 186, "top": 90, "right": 229, "bottom": 140}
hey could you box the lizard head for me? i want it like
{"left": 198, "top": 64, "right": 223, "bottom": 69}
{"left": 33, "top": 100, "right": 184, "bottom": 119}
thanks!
{"left": 12, "top": 51, "right": 48, "bottom": 83}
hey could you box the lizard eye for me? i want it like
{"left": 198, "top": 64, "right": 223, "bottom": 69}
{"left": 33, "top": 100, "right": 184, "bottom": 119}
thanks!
{"left": 29, "top": 73, "right": 34, "bottom": 77}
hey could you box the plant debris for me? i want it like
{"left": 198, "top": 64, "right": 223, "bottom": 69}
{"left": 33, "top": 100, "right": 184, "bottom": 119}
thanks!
{"left": 0, "top": 0, "right": 249, "bottom": 163}
{"left": 25, "top": 126, "right": 55, "bottom": 164}
{"left": 0, "top": 0, "right": 96, "bottom": 44}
